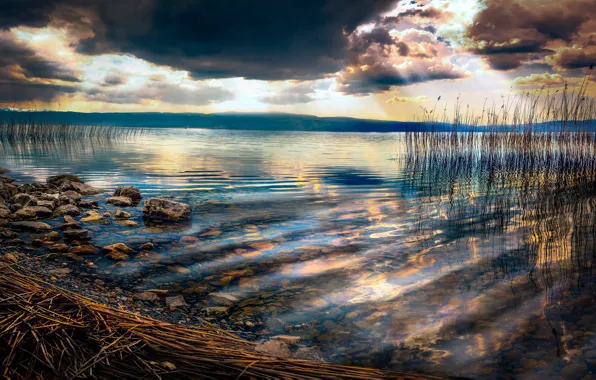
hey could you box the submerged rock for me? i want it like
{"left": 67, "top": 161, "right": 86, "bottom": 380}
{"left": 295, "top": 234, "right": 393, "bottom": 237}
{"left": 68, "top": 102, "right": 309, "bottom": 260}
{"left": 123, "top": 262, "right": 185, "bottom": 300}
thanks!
{"left": 209, "top": 292, "right": 240, "bottom": 307}
{"left": 63, "top": 229, "right": 90, "bottom": 240}
{"left": 103, "top": 243, "right": 133, "bottom": 260}
{"left": 48, "top": 243, "right": 69, "bottom": 253}
{"left": 81, "top": 210, "right": 102, "bottom": 222}
{"left": 68, "top": 245, "right": 99, "bottom": 255}
{"left": 44, "top": 231, "right": 60, "bottom": 241}
{"left": 272, "top": 335, "right": 301, "bottom": 346}
{"left": 139, "top": 242, "right": 155, "bottom": 250}
{"left": 107, "top": 196, "right": 133, "bottom": 207}
{"left": 255, "top": 340, "right": 291, "bottom": 358}
{"left": 165, "top": 295, "right": 187, "bottom": 311}
{"left": 10, "top": 221, "right": 52, "bottom": 232}
{"left": 113, "top": 186, "right": 142, "bottom": 203}
{"left": 135, "top": 291, "right": 159, "bottom": 302}
{"left": 293, "top": 347, "right": 324, "bottom": 361}
{"left": 0, "top": 227, "right": 18, "bottom": 239}
{"left": 143, "top": 198, "right": 191, "bottom": 222}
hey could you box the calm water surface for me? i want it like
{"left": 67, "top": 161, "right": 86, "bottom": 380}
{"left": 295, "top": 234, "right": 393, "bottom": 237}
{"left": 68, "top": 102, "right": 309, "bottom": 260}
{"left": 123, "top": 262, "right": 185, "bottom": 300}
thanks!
{"left": 2, "top": 128, "right": 596, "bottom": 378}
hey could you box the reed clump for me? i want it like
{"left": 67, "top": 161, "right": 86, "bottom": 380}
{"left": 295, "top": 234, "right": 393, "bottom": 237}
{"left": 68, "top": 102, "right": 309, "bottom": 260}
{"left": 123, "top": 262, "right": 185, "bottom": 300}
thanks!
{"left": 0, "top": 120, "right": 144, "bottom": 144}
{"left": 0, "top": 257, "right": 434, "bottom": 379}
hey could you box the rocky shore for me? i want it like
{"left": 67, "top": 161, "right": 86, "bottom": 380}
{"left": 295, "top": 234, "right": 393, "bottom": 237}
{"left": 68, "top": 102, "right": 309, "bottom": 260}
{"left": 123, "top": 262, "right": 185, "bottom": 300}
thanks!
{"left": 0, "top": 168, "right": 322, "bottom": 361}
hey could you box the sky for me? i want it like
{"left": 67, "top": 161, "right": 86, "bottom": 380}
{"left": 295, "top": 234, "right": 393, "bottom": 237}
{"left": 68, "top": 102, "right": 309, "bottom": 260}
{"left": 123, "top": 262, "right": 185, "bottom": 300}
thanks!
{"left": 0, "top": 0, "right": 595, "bottom": 121}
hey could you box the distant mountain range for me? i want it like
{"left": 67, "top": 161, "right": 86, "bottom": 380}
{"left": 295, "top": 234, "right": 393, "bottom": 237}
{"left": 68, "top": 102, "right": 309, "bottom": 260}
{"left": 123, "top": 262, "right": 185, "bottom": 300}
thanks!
{"left": 0, "top": 109, "right": 594, "bottom": 133}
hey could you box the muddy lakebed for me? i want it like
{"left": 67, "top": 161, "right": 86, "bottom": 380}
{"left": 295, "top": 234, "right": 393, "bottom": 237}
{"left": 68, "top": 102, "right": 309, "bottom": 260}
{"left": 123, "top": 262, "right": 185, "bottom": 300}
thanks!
{"left": 2, "top": 128, "right": 596, "bottom": 379}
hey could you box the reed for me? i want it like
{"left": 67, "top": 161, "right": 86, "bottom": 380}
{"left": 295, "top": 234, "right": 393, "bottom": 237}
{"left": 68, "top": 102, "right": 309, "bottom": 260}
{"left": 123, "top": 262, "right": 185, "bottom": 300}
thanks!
{"left": 0, "top": 120, "right": 144, "bottom": 144}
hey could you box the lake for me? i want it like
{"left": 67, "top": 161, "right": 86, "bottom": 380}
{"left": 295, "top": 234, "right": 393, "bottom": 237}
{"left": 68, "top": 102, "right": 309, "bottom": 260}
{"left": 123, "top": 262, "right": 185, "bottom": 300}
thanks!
{"left": 2, "top": 128, "right": 595, "bottom": 378}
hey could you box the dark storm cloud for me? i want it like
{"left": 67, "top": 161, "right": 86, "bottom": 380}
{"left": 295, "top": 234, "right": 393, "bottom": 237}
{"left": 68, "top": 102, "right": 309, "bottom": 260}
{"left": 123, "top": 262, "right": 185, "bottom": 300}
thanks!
{"left": 56, "top": 0, "right": 398, "bottom": 81}
{"left": 547, "top": 48, "right": 596, "bottom": 70}
{"left": 0, "top": 0, "right": 58, "bottom": 29}
{"left": 465, "top": 0, "right": 594, "bottom": 70}
{"left": 0, "top": 81, "right": 77, "bottom": 103}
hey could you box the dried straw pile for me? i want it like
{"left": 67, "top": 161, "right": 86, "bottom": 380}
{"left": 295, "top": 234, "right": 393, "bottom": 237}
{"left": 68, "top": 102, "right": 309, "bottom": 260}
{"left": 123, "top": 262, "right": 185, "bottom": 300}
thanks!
{"left": 0, "top": 258, "right": 437, "bottom": 379}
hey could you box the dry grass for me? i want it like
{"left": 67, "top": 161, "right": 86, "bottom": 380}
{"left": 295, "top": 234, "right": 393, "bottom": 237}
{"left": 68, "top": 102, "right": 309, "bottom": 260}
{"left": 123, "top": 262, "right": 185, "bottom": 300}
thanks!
{"left": 0, "top": 256, "right": 439, "bottom": 380}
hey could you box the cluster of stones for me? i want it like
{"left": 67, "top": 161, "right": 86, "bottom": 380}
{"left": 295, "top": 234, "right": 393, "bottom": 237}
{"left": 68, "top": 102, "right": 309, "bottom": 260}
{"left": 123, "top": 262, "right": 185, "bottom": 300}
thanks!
{"left": 0, "top": 169, "right": 192, "bottom": 264}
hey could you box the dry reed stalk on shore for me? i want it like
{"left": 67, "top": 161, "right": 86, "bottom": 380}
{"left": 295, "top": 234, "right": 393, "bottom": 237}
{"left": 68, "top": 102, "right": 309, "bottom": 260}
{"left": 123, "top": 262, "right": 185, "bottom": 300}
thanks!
{"left": 0, "top": 258, "right": 440, "bottom": 380}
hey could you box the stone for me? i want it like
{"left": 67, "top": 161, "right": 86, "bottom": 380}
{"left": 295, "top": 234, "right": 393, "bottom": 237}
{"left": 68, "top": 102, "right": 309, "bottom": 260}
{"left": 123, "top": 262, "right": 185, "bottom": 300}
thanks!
{"left": 54, "top": 204, "right": 82, "bottom": 216}
{"left": 0, "top": 183, "right": 17, "bottom": 201}
{"left": 209, "top": 292, "right": 240, "bottom": 307}
{"left": 165, "top": 295, "right": 187, "bottom": 311}
{"left": 32, "top": 239, "right": 44, "bottom": 246}
{"left": 167, "top": 266, "right": 191, "bottom": 274}
{"left": 123, "top": 220, "right": 139, "bottom": 227}
{"left": 0, "top": 168, "right": 10, "bottom": 174}
{"left": 293, "top": 347, "right": 324, "bottom": 361}
{"left": 0, "top": 206, "right": 10, "bottom": 219}
{"left": 113, "top": 186, "right": 142, "bottom": 203}
{"left": 180, "top": 236, "right": 199, "bottom": 244}
{"left": 0, "top": 219, "right": 7, "bottom": 227}
{"left": 2, "top": 252, "right": 21, "bottom": 262}
{"left": 255, "top": 341, "right": 291, "bottom": 358}
{"left": 139, "top": 242, "right": 155, "bottom": 250}
{"left": 114, "top": 209, "right": 131, "bottom": 219}
{"left": 81, "top": 210, "right": 102, "bottom": 222}
{"left": 271, "top": 335, "right": 301, "bottom": 346}
{"left": 48, "top": 244, "right": 69, "bottom": 253}
{"left": 63, "top": 215, "right": 77, "bottom": 223}
{"left": 103, "top": 243, "right": 133, "bottom": 254}
{"left": 135, "top": 291, "right": 159, "bottom": 302}
{"left": 79, "top": 199, "right": 99, "bottom": 208}
{"left": 14, "top": 206, "right": 53, "bottom": 220}
{"left": 59, "top": 222, "right": 81, "bottom": 230}
{"left": 39, "top": 193, "right": 60, "bottom": 202}
{"left": 183, "top": 285, "right": 209, "bottom": 294}
{"left": 0, "top": 175, "right": 14, "bottom": 184}
{"left": 12, "top": 207, "right": 36, "bottom": 220}
{"left": 107, "top": 196, "right": 133, "bottom": 207}
{"left": 60, "top": 181, "right": 101, "bottom": 196}
{"left": 48, "top": 268, "right": 72, "bottom": 276}
{"left": 560, "top": 363, "right": 587, "bottom": 378}
{"left": 68, "top": 245, "right": 99, "bottom": 255}
{"left": 10, "top": 221, "right": 52, "bottom": 232}
{"left": 65, "top": 253, "right": 83, "bottom": 261}
{"left": 37, "top": 200, "right": 55, "bottom": 210}
{"left": 103, "top": 243, "right": 133, "bottom": 260}
{"left": 143, "top": 198, "right": 191, "bottom": 222}
{"left": 61, "top": 190, "right": 82, "bottom": 202}
{"left": 11, "top": 193, "right": 37, "bottom": 207}
{"left": 202, "top": 307, "right": 229, "bottom": 317}
{"left": 63, "top": 229, "right": 90, "bottom": 240}
{"left": 44, "top": 231, "right": 60, "bottom": 241}
{"left": 0, "top": 227, "right": 18, "bottom": 239}
{"left": 47, "top": 174, "right": 82, "bottom": 186}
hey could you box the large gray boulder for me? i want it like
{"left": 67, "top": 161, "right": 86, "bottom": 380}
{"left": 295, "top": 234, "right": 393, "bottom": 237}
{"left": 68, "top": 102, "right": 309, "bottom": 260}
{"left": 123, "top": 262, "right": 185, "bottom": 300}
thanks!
{"left": 143, "top": 198, "right": 191, "bottom": 222}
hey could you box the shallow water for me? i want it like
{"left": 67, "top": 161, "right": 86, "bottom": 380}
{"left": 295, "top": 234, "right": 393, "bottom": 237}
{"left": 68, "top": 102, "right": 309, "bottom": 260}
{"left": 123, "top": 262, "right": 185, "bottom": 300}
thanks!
{"left": 2, "top": 129, "right": 596, "bottom": 378}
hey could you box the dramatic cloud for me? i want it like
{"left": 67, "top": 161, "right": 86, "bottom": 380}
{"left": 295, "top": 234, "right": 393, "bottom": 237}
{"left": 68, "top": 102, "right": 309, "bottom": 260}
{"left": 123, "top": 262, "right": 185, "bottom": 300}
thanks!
{"left": 512, "top": 73, "right": 566, "bottom": 87}
{"left": 464, "top": 0, "right": 595, "bottom": 70}
{"left": 338, "top": 28, "right": 468, "bottom": 94}
{"left": 546, "top": 47, "right": 596, "bottom": 70}
{"left": 43, "top": 0, "right": 396, "bottom": 81}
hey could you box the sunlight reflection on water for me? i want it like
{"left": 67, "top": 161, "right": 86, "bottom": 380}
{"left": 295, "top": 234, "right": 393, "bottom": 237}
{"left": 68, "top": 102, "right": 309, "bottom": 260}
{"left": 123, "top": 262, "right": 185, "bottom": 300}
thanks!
{"left": 2, "top": 128, "right": 596, "bottom": 378}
